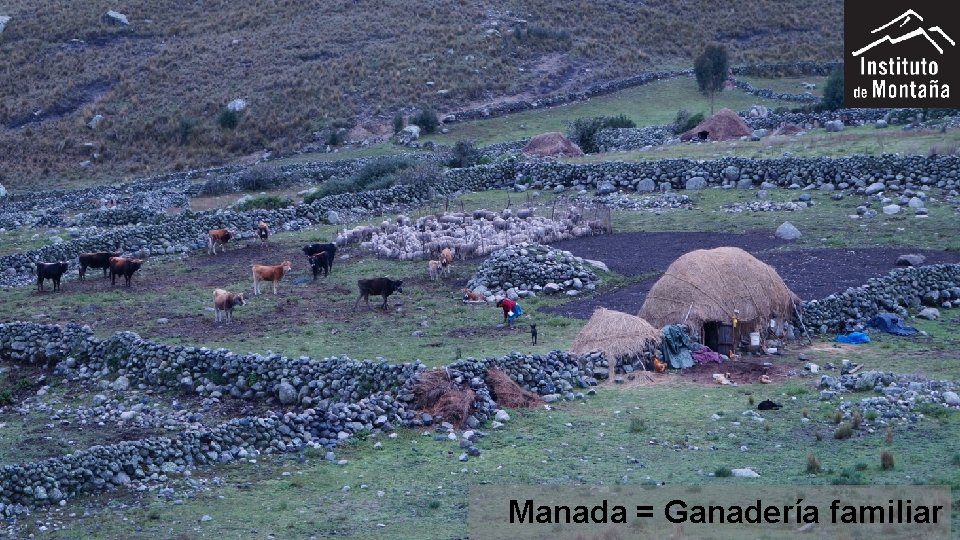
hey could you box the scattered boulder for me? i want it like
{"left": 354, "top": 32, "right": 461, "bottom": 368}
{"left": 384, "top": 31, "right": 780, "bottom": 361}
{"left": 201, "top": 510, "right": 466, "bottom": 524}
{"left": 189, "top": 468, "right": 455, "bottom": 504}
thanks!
{"left": 917, "top": 308, "right": 940, "bottom": 320}
{"left": 278, "top": 382, "right": 297, "bottom": 404}
{"left": 775, "top": 222, "right": 801, "bottom": 240}
{"left": 882, "top": 204, "right": 901, "bottom": 215}
{"left": 103, "top": 10, "right": 129, "bottom": 26}
{"left": 0, "top": 16, "right": 10, "bottom": 35}
{"left": 944, "top": 391, "right": 960, "bottom": 406}
{"left": 685, "top": 177, "right": 707, "bottom": 190}
{"left": 731, "top": 468, "right": 760, "bottom": 478}
{"left": 864, "top": 182, "right": 886, "bottom": 195}
{"left": 896, "top": 254, "right": 926, "bottom": 267}
{"left": 824, "top": 120, "right": 844, "bottom": 132}
{"left": 635, "top": 179, "right": 656, "bottom": 192}
{"left": 0, "top": 182, "right": 7, "bottom": 199}
{"left": 226, "top": 99, "right": 247, "bottom": 112}
{"left": 110, "top": 376, "right": 130, "bottom": 392}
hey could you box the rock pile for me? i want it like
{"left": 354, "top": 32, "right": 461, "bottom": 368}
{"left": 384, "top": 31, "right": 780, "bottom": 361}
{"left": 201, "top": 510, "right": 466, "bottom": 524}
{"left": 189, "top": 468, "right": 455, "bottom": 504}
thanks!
{"left": 801, "top": 264, "right": 960, "bottom": 333}
{"left": 337, "top": 208, "right": 606, "bottom": 261}
{"left": 594, "top": 193, "right": 692, "bottom": 210}
{"left": 595, "top": 125, "right": 675, "bottom": 151}
{"left": 467, "top": 243, "right": 601, "bottom": 300}
{"left": 723, "top": 201, "right": 808, "bottom": 213}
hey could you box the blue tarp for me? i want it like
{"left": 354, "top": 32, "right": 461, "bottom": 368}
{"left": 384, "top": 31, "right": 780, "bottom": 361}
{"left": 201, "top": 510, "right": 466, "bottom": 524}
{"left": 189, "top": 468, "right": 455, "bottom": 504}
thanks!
{"left": 836, "top": 332, "right": 871, "bottom": 344}
{"left": 867, "top": 312, "right": 920, "bottom": 336}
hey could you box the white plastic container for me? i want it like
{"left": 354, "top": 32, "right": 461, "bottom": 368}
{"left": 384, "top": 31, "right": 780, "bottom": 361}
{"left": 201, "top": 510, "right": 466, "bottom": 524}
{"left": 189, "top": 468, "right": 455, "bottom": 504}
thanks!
{"left": 750, "top": 332, "right": 761, "bottom": 347}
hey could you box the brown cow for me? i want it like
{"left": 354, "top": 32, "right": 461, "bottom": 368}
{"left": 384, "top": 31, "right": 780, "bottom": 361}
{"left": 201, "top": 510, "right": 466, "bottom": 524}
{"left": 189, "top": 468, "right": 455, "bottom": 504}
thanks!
{"left": 109, "top": 257, "right": 144, "bottom": 287}
{"left": 213, "top": 288, "right": 247, "bottom": 323}
{"left": 78, "top": 251, "right": 121, "bottom": 280}
{"left": 256, "top": 221, "right": 270, "bottom": 246}
{"left": 208, "top": 228, "right": 233, "bottom": 255}
{"left": 252, "top": 261, "right": 292, "bottom": 295}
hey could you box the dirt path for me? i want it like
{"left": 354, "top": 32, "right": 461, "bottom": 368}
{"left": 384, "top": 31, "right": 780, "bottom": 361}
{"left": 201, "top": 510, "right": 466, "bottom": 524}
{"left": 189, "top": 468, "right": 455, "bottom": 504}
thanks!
{"left": 546, "top": 232, "right": 960, "bottom": 319}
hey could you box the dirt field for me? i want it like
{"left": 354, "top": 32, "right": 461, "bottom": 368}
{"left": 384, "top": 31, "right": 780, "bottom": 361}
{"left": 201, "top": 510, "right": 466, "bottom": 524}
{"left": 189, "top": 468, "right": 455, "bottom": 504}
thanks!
{"left": 547, "top": 232, "right": 960, "bottom": 318}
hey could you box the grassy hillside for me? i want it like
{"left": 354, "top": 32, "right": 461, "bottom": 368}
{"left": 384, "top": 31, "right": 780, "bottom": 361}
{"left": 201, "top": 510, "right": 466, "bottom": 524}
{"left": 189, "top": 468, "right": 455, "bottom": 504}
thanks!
{"left": 0, "top": 0, "right": 843, "bottom": 185}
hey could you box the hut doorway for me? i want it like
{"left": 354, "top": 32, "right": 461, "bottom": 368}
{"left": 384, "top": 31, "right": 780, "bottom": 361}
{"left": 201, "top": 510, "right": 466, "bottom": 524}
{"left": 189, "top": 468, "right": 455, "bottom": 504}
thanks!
{"left": 703, "top": 322, "right": 735, "bottom": 356}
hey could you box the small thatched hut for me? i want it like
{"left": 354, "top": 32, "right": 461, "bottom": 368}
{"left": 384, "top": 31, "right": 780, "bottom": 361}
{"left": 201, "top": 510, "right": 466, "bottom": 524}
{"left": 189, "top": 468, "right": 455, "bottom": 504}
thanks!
{"left": 680, "top": 108, "right": 752, "bottom": 141}
{"left": 638, "top": 247, "right": 798, "bottom": 351}
{"left": 572, "top": 308, "right": 662, "bottom": 365}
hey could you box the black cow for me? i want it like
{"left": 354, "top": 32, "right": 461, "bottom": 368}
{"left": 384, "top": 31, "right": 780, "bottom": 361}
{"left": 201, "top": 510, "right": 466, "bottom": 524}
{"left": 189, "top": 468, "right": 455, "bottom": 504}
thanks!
{"left": 355, "top": 278, "right": 403, "bottom": 310}
{"left": 36, "top": 262, "right": 69, "bottom": 292}
{"left": 109, "top": 257, "right": 144, "bottom": 287}
{"left": 310, "top": 251, "right": 330, "bottom": 280}
{"left": 78, "top": 251, "right": 121, "bottom": 280}
{"left": 303, "top": 243, "right": 337, "bottom": 272}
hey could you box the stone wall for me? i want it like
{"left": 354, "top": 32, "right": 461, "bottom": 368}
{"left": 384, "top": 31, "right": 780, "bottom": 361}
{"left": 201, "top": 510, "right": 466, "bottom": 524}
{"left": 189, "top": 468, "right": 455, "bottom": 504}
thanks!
{"left": 0, "top": 321, "right": 608, "bottom": 513}
{"left": 800, "top": 264, "right": 960, "bottom": 333}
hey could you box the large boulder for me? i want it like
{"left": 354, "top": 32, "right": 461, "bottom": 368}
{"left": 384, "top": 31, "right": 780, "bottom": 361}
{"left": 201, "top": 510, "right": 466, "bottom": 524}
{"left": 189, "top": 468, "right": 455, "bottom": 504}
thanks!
{"left": 864, "top": 182, "right": 886, "bottom": 195}
{"left": 896, "top": 254, "right": 926, "bottom": 267}
{"left": 278, "top": 382, "right": 297, "bottom": 404}
{"left": 635, "top": 179, "right": 656, "bottom": 192}
{"left": 775, "top": 222, "right": 801, "bottom": 240}
{"left": 685, "top": 177, "right": 707, "bottom": 190}
{"left": 824, "top": 120, "right": 844, "bottom": 132}
{"left": 522, "top": 132, "right": 584, "bottom": 158}
{"left": 0, "top": 15, "right": 10, "bottom": 35}
{"left": 103, "top": 10, "right": 129, "bottom": 25}
{"left": 0, "top": 182, "right": 7, "bottom": 199}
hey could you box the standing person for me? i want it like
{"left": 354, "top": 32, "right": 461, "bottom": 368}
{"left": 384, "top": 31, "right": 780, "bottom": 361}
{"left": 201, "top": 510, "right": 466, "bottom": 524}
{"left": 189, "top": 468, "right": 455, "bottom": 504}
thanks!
{"left": 495, "top": 298, "right": 523, "bottom": 328}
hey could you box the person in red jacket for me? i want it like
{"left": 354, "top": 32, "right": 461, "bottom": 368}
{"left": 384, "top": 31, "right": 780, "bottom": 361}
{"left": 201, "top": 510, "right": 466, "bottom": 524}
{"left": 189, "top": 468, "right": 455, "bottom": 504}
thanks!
{"left": 495, "top": 298, "right": 523, "bottom": 328}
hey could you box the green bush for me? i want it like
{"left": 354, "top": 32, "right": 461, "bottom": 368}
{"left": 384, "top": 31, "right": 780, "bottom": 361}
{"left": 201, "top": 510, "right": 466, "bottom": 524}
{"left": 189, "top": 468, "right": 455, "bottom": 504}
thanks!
{"left": 303, "top": 156, "right": 436, "bottom": 202}
{"left": 0, "top": 389, "right": 12, "bottom": 405}
{"left": 714, "top": 467, "right": 732, "bottom": 477}
{"left": 237, "top": 164, "right": 283, "bottom": 191}
{"left": 218, "top": 108, "right": 240, "bottom": 129}
{"left": 673, "top": 110, "right": 705, "bottom": 134}
{"left": 834, "top": 423, "right": 853, "bottom": 440}
{"left": 234, "top": 195, "right": 292, "bottom": 211}
{"left": 410, "top": 107, "right": 439, "bottom": 134}
{"left": 448, "top": 140, "right": 480, "bottom": 168}
{"left": 565, "top": 114, "right": 637, "bottom": 153}
{"left": 628, "top": 417, "right": 647, "bottom": 434}
{"left": 821, "top": 69, "right": 844, "bottom": 110}
{"left": 178, "top": 116, "right": 197, "bottom": 145}
{"left": 392, "top": 113, "right": 405, "bottom": 134}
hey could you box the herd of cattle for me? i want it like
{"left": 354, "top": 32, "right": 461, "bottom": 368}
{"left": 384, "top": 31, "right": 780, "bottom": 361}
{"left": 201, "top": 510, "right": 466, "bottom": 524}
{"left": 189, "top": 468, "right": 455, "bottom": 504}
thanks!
{"left": 34, "top": 222, "right": 428, "bottom": 322}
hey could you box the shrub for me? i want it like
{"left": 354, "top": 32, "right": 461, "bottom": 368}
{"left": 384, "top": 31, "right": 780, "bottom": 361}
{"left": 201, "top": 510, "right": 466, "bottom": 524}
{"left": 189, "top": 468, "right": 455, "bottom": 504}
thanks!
{"left": 237, "top": 164, "right": 283, "bottom": 191}
{"left": 178, "top": 117, "right": 197, "bottom": 145}
{"left": 714, "top": 467, "right": 732, "bottom": 477}
{"left": 218, "top": 108, "right": 240, "bottom": 129}
{"left": 865, "top": 409, "right": 878, "bottom": 421}
{"left": 672, "top": 110, "right": 704, "bottom": 134}
{"left": 628, "top": 417, "right": 647, "bottom": 433}
{"left": 304, "top": 447, "right": 323, "bottom": 459}
{"left": 821, "top": 69, "right": 844, "bottom": 111}
{"left": 855, "top": 462, "right": 869, "bottom": 471}
{"left": 448, "top": 140, "right": 480, "bottom": 168}
{"left": 851, "top": 409, "right": 862, "bottom": 429}
{"left": 411, "top": 107, "right": 439, "bottom": 134}
{"left": 831, "top": 410, "right": 842, "bottom": 424}
{"left": 880, "top": 451, "right": 895, "bottom": 470}
{"left": 234, "top": 195, "right": 292, "bottom": 211}
{"left": 392, "top": 113, "right": 405, "bottom": 134}
{"left": 566, "top": 115, "right": 637, "bottom": 154}
{"left": 806, "top": 454, "right": 821, "bottom": 474}
{"left": 303, "top": 156, "right": 433, "bottom": 202}
{"left": 834, "top": 423, "right": 853, "bottom": 440}
{"left": 951, "top": 453, "right": 960, "bottom": 466}
{"left": 885, "top": 426, "right": 894, "bottom": 444}
{"left": 428, "top": 500, "right": 442, "bottom": 510}
{"left": 0, "top": 389, "right": 12, "bottom": 405}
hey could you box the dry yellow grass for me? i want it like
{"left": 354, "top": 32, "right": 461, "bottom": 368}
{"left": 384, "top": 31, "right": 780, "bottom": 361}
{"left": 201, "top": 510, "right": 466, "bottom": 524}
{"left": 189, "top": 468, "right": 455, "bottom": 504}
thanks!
{"left": 0, "top": 0, "right": 843, "bottom": 186}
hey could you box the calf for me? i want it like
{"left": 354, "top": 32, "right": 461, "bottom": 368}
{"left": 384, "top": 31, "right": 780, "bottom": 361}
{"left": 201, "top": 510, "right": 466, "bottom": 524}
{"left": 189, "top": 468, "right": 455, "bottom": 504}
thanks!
{"left": 439, "top": 247, "right": 454, "bottom": 265}
{"left": 208, "top": 228, "right": 233, "bottom": 255}
{"left": 256, "top": 221, "right": 269, "bottom": 246}
{"left": 462, "top": 289, "right": 485, "bottom": 302}
{"left": 252, "top": 261, "right": 292, "bottom": 295}
{"left": 309, "top": 251, "right": 330, "bottom": 280}
{"left": 213, "top": 288, "right": 247, "bottom": 323}
{"left": 78, "top": 251, "right": 121, "bottom": 280}
{"left": 355, "top": 278, "right": 403, "bottom": 310}
{"left": 109, "top": 257, "right": 144, "bottom": 287}
{"left": 36, "top": 262, "right": 69, "bottom": 292}
{"left": 303, "top": 243, "right": 337, "bottom": 272}
{"left": 427, "top": 260, "right": 442, "bottom": 281}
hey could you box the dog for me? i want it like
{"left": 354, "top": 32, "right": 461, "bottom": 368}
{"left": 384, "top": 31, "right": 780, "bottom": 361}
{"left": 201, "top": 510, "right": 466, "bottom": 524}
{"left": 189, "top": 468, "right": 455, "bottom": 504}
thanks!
{"left": 653, "top": 356, "right": 667, "bottom": 374}
{"left": 757, "top": 399, "right": 782, "bottom": 411}
{"left": 530, "top": 324, "right": 538, "bottom": 345}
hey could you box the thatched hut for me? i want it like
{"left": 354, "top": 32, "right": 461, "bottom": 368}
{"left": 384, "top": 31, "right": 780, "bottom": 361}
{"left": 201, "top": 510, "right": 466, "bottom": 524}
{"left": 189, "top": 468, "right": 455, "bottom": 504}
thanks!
{"left": 571, "top": 308, "right": 662, "bottom": 367}
{"left": 638, "top": 247, "right": 798, "bottom": 351}
{"left": 679, "top": 108, "right": 752, "bottom": 142}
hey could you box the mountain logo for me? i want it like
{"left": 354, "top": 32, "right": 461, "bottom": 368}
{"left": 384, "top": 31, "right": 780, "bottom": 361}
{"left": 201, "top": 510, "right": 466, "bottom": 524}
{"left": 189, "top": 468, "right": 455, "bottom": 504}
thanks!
{"left": 852, "top": 9, "right": 955, "bottom": 56}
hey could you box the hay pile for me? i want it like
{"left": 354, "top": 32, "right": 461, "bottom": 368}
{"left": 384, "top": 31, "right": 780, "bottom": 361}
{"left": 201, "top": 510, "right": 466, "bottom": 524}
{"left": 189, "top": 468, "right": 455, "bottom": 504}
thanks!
{"left": 680, "top": 108, "right": 752, "bottom": 141}
{"left": 486, "top": 368, "right": 541, "bottom": 408}
{"left": 522, "top": 132, "right": 585, "bottom": 157}
{"left": 638, "top": 247, "right": 798, "bottom": 335}
{"left": 571, "top": 308, "right": 661, "bottom": 362}
{"left": 772, "top": 123, "right": 805, "bottom": 136}
{"left": 412, "top": 369, "right": 476, "bottom": 427}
